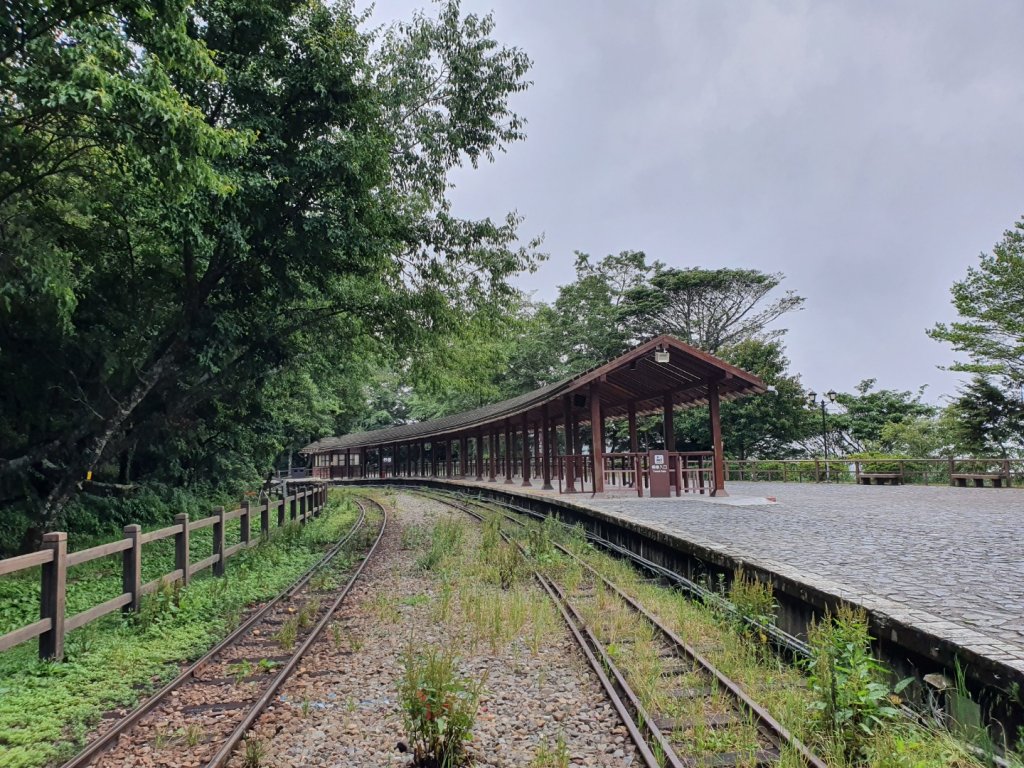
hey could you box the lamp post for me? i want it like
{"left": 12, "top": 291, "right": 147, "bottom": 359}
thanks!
{"left": 807, "top": 390, "right": 837, "bottom": 481}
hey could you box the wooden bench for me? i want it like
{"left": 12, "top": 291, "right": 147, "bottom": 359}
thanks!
{"left": 951, "top": 473, "right": 1006, "bottom": 488}
{"left": 858, "top": 472, "right": 902, "bottom": 485}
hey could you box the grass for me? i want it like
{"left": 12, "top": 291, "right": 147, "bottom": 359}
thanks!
{"left": 0, "top": 491, "right": 358, "bottom": 768}
{"left": 459, "top": 497, "right": 1018, "bottom": 768}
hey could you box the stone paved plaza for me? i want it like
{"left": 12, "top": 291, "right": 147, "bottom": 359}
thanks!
{"left": 579, "top": 481, "right": 1024, "bottom": 672}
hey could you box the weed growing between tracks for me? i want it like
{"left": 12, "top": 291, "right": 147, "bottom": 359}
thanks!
{"left": 0, "top": 492, "right": 359, "bottom": 768}
{"left": 482, "top": 501, "right": 1015, "bottom": 768}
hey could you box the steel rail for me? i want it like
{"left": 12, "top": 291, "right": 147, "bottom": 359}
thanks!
{"left": 205, "top": 495, "right": 388, "bottom": 767}
{"left": 60, "top": 496, "right": 369, "bottom": 768}
{"left": 405, "top": 488, "right": 664, "bottom": 768}
{"left": 414, "top": 488, "right": 828, "bottom": 768}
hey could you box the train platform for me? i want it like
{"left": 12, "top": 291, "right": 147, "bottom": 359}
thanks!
{"left": 403, "top": 476, "right": 1024, "bottom": 684}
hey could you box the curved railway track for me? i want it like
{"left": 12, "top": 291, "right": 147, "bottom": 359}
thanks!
{"left": 61, "top": 494, "right": 388, "bottom": 768}
{"left": 408, "top": 486, "right": 827, "bottom": 768}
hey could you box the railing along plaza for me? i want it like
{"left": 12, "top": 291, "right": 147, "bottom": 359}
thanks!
{"left": 726, "top": 457, "right": 1023, "bottom": 486}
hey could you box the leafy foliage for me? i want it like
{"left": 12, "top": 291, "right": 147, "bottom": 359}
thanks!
{"left": 928, "top": 217, "right": 1024, "bottom": 383}
{"left": 398, "top": 647, "right": 486, "bottom": 768}
{"left": 804, "top": 606, "right": 912, "bottom": 762}
{"left": 619, "top": 266, "right": 805, "bottom": 354}
{"left": 1, "top": 0, "right": 537, "bottom": 540}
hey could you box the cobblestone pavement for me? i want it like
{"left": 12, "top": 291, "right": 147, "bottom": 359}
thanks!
{"left": 579, "top": 482, "right": 1024, "bottom": 673}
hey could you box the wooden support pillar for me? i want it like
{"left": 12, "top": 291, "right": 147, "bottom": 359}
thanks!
{"left": 663, "top": 393, "right": 675, "bottom": 451}
{"left": 124, "top": 523, "right": 143, "bottom": 611}
{"left": 488, "top": 430, "right": 497, "bottom": 481}
{"left": 590, "top": 382, "right": 605, "bottom": 493}
{"left": 533, "top": 424, "right": 541, "bottom": 478}
{"left": 504, "top": 419, "right": 514, "bottom": 484}
{"left": 460, "top": 434, "right": 469, "bottom": 478}
{"left": 708, "top": 380, "right": 727, "bottom": 496}
{"left": 562, "top": 394, "right": 575, "bottom": 492}
{"left": 541, "top": 409, "right": 553, "bottom": 490}
{"left": 521, "top": 412, "right": 532, "bottom": 486}
{"left": 174, "top": 513, "right": 191, "bottom": 587}
{"left": 628, "top": 401, "right": 639, "bottom": 453}
{"left": 476, "top": 428, "right": 485, "bottom": 480}
{"left": 240, "top": 500, "right": 251, "bottom": 546}
{"left": 39, "top": 532, "right": 67, "bottom": 660}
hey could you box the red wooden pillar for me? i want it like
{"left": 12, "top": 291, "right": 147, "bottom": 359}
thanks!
{"left": 663, "top": 393, "right": 676, "bottom": 451}
{"left": 504, "top": 419, "right": 514, "bottom": 484}
{"left": 708, "top": 381, "right": 727, "bottom": 496}
{"left": 476, "top": 428, "right": 485, "bottom": 480}
{"left": 541, "top": 409, "right": 553, "bottom": 490}
{"left": 590, "top": 382, "right": 604, "bottom": 493}
{"left": 533, "top": 424, "right": 541, "bottom": 477}
{"left": 488, "top": 430, "right": 497, "bottom": 481}
{"left": 521, "top": 412, "right": 532, "bottom": 487}
{"left": 628, "top": 400, "right": 639, "bottom": 453}
{"left": 562, "top": 394, "right": 575, "bottom": 493}
{"left": 460, "top": 434, "right": 469, "bottom": 478}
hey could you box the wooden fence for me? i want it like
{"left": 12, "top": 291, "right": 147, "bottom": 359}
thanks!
{"left": 0, "top": 484, "right": 328, "bottom": 662}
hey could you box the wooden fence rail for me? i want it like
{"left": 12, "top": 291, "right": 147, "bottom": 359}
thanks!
{"left": 726, "top": 458, "right": 1024, "bottom": 486}
{"left": 0, "top": 484, "right": 328, "bottom": 661}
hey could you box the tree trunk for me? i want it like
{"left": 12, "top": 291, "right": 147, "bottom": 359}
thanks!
{"left": 39, "top": 345, "right": 179, "bottom": 530}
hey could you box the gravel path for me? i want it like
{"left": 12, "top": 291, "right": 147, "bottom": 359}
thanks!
{"left": 236, "top": 491, "right": 635, "bottom": 767}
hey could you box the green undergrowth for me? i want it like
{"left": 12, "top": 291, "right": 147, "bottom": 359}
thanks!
{"left": 457, "top": 497, "right": 1017, "bottom": 768}
{"left": 0, "top": 491, "right": 357, "bottom": 768}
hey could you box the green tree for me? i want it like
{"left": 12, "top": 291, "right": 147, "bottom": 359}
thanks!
{"left": 0, "top": 0, "right": 537, "bottom": 535}
{"left": 673, "top": 340, "right": 812, "bottom": 458}
{"left": 945, "top": 377, "right": 1024, "bottom": 457}
{"left": 928, "top": 217, "right": 1024, "bottom": 384}
{"left": 619, "top": 267, "right": 804, "bottom": 354}
{"left": 827, "top": 380, "right": 936, "bottom": 455}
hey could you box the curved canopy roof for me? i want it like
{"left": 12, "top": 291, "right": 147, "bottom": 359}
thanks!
{"left": 302, "top": 334, "right": 766, "bottom": 454}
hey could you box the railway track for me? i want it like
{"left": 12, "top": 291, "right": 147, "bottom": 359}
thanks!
{"left": 61, "top": 494, "right": 388, "bottom": 768}
{"left": 410, "top": 487, "right": 827, "bottom": 768}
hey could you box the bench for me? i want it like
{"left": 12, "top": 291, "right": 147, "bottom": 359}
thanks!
{"left": 858, "top": 472, "right": 902, "bottom": 485}
{"left": 951, "top": 473, "right": 1006, "bottom": 488}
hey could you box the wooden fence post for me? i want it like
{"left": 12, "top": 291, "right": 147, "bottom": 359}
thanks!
{"left": 261, "top": 501, "right": 270, "bottom": 537}
{"left": 240, "top": 501, "right": 251, "bottom": 547}
{"left": 174, "top": 513, "right": 190, "bottom": 587}
{"left": 290, "top": 493, "right": 297, "bottom": 522}
{"left": 39, "top": 532, "right": 67, "bottom": 660}
{"left": 277, "top": 495, "right": 286, "bottom": 527}
{"left": 213, "top": 506, "right": 226, "bottom": 577}
{"left": 123, "top": 524, "right": 142, "bottom": 613}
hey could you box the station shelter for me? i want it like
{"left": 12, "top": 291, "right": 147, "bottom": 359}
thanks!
{"left": 301, "top": 335, "right": 765, "bottom": 497}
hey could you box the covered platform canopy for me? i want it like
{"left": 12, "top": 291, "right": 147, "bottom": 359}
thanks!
{"left": 302, "top": 335, "right": 766, "bottom": 495}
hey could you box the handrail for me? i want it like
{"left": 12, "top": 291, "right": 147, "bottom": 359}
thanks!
{"left": 726, "top": 457, "right": 1023, "bottom": 486}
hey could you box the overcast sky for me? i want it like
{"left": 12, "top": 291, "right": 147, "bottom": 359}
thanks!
{"left": 369, "top": 1, "right": 1024, "bottom": 403}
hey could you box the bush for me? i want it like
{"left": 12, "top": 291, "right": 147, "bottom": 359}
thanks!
{"left": 728, "top": 568, "right": 777, "bottom": 642}
{"left": 399, "top": 647, "right": 486, "bottom": 767}
{"left": 804, "top": 605, "right": 911, "bottom": 761}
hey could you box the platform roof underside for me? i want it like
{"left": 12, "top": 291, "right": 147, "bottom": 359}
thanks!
{"left": 302, "top": 335, "right": 766, "bottom": 454}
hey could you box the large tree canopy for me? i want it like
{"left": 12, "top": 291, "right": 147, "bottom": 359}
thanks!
{"left": 0, "top": 0, "right": 537, "bottom": 538}
{"left": 619, "top": 266, "right": 805, "bottom": 354}
{"left": 928, "top": 216, "right": 1024, "bottom": 384}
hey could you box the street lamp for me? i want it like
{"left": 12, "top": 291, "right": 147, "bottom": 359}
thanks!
{"left": 807, "top": 390, "right": 837, "bottom": 481}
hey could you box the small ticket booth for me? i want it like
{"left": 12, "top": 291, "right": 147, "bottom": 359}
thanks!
{"left": 648, "top": 450, "right": 671, "bottom": 497}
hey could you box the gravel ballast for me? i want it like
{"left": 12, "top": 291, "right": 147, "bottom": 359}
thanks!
{"left": 234, "top": 491, "right": 636, "bottom": 767}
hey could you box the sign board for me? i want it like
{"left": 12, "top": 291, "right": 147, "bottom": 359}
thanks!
{"left": 648, "top": 450, "right": 671, "bottom": 497}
